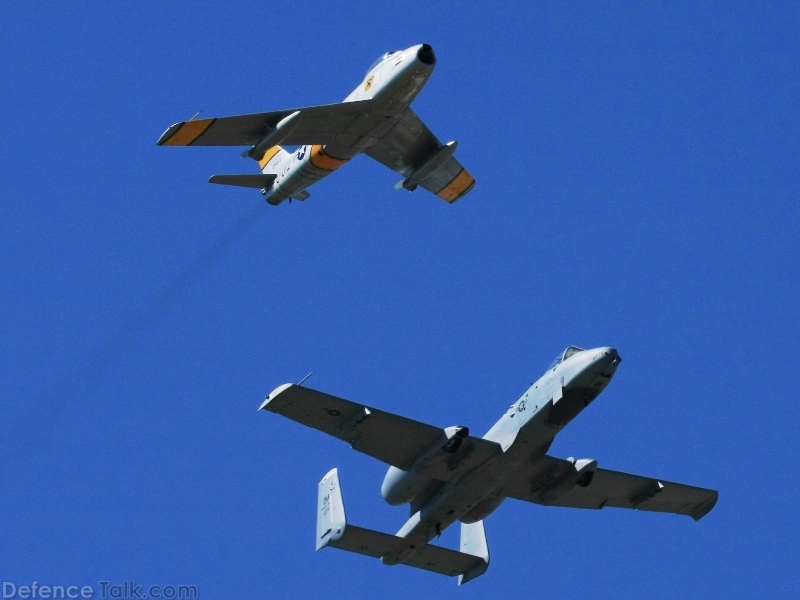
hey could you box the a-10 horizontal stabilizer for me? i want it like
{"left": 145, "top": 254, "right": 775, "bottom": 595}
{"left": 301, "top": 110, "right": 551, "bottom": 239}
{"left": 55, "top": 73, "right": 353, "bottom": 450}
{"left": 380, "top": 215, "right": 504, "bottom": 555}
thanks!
{"left": 316, "top": 468, "right": 489, "bottom": 584}
{"left": 208, "top": 174, "right": 277, "bottom": 189}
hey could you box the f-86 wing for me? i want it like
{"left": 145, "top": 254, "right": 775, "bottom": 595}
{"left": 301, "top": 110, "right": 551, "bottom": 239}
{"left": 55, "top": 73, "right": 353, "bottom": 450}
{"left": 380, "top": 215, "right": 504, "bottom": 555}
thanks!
{"left": 260, "top": 383, "right": 500, "bottom": 485}
{"left": 501, "top": 455, "right": 718, "bottom": 521}
{"left": 157, "top": 100, "right": 376, "bottom": 148}
{"left": 365, "top": 108, "right": 475, "bottom": 203}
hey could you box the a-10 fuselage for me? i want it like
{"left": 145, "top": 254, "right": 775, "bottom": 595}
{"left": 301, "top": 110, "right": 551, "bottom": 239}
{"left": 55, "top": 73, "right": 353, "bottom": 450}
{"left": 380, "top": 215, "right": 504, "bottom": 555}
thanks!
{"left": 261, "top": 44, "right": 437, "bottom": 204}
{"left": 379, "top": 346, "right": 621, "bottom": 565}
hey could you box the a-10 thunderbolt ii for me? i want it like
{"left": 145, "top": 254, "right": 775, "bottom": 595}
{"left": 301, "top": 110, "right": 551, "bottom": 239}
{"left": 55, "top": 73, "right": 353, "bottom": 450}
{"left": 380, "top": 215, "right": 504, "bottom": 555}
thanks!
{"left": 260, "top": 346, "right": 718, "bottom": 585}
{"left": 157, "top": 44, "right": 475, "bottom": 205}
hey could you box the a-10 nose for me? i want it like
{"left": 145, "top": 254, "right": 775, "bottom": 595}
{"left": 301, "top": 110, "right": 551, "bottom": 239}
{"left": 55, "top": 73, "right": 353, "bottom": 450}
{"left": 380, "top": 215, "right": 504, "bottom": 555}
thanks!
{"left": 602, "top": 347, "right": 621, "bottom": 364}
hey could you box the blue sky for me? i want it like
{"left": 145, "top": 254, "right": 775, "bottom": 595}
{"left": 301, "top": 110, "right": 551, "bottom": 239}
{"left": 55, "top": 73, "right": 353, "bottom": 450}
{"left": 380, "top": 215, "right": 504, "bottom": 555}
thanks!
{"left": 1, "top": 1, "right": 798, "bottom": 597}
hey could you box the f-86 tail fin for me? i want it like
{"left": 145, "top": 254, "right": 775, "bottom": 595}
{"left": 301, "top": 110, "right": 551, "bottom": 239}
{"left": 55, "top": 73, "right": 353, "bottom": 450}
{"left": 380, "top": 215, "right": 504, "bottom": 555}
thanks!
{"left": 316, "top": 468, "right": 489, "bottom": 585}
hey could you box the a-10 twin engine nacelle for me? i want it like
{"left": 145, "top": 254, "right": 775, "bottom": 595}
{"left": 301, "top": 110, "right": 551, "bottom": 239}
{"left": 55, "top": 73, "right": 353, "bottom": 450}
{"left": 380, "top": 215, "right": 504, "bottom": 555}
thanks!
{"left": 381, "top": 467, "right": 429, "bottom": 506}
{"left": 381, "top": 426, "right": 469, "bottom": 505}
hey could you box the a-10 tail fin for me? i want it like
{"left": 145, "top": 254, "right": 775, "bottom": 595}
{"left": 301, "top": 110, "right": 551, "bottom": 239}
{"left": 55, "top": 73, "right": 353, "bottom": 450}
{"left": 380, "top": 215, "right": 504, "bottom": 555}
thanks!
{"left": 458, "top": 520, "right": 490, "bottom": 585}
{"left": 316, "top": 468, "right": 348, "bottom": 551}
{"left": 316, "top": 468, "right": 489, "bottom": 585}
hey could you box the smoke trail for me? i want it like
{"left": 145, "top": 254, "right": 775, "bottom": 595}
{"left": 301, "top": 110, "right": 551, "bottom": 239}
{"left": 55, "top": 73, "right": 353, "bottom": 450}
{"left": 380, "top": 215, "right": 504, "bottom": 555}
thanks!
{"left": 1, "top": 202, "right": 268, "bottom": 467}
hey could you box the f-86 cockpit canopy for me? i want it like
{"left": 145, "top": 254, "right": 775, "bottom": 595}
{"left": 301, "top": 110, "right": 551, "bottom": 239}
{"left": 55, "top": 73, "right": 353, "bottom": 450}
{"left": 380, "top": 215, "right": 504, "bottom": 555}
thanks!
{"left": 367, "top": 50, "right": 402, "bottom": 75}
{"left": 549, "top": 346, "right": 586, "bottom": 369}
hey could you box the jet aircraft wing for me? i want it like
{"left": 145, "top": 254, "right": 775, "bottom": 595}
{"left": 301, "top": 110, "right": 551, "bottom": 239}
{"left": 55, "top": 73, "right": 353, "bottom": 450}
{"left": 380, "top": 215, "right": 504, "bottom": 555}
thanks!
{"left": 157, "top": 100, "right": 375, "bottom": 147}
{"left": 260, "top": 383, "right": 500, "bottom": 484}
{"left": 365, "top": 109, "right": 475, "bottom": 202}
{"left": 502, "top": 455, "right": 718, "bottom": 521}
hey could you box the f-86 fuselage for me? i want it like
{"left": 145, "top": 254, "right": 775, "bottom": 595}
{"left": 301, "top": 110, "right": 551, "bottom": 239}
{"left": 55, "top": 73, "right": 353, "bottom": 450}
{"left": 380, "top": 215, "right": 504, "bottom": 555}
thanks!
{"left": 259, "top": 44, "right": 441, "bottom": 205}
{"left": 260, "top": 346, "right": 716, "bottom": 584}
{"left": 158, "top": 44, "right": 475, "bottom": 206}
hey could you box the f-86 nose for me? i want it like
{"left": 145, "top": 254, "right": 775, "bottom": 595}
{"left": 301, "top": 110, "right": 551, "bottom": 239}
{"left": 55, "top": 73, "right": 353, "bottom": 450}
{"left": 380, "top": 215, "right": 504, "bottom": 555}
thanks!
{"left": 416, "top": 44, "right": 436, "bottom": 65}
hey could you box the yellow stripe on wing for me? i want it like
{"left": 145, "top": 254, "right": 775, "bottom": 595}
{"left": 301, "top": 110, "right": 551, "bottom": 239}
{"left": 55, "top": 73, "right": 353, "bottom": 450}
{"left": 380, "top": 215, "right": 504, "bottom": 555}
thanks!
{"left": 161, "top": 119, "right": 215, "bottom": 146}
{"left": 436, "top": 169, "right": 475, "bottom": 203}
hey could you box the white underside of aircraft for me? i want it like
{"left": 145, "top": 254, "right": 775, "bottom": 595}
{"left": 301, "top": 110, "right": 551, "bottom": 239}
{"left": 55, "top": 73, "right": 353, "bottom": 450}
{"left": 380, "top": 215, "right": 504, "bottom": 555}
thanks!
{"left": 157, "top": 44, "right": 475, "bottom": 205}
{"left": 260, "top": 346, "right": 718, "bottom": 585}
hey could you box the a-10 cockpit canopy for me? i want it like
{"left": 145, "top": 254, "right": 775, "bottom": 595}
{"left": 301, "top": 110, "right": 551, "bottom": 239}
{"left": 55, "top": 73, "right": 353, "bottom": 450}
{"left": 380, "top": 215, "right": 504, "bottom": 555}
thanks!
{"left": 548, "top": 346, "right": 585, "bottom": 369}
{"left": 367, "top": 51, "right": 402, "bottom": 75}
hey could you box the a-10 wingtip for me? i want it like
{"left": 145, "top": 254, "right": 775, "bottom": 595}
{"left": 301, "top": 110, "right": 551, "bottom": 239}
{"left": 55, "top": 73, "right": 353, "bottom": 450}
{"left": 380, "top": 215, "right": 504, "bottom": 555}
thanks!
{"left": 258, "top": 383, "right": 294, "bottom": 411}
{"left": 690, "top": 490, "right": 719, "bottom": 521}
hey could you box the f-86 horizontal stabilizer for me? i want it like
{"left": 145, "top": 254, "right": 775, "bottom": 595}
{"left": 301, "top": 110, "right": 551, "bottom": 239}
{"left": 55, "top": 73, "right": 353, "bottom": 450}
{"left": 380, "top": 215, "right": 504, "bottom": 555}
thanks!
{"left": 316, "top": 468, "right": 490, "bottom": 584}
{"left": 208, "top": 174, "right": 277, "bottom": 189}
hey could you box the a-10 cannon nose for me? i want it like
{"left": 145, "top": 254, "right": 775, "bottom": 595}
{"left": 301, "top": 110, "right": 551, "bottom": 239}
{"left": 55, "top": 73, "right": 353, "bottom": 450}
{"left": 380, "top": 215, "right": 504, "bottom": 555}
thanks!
{"left": 561, "top": 347, "right": 621, "bottom": 392}
{"left": 417, "top": 44, "right": 436, "bottom": 65}
{"left": 594, "top": 347, "right": 621, "bottom": 375}
{"left": 549, "top": 347, "right": 622, "bottom": 427}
